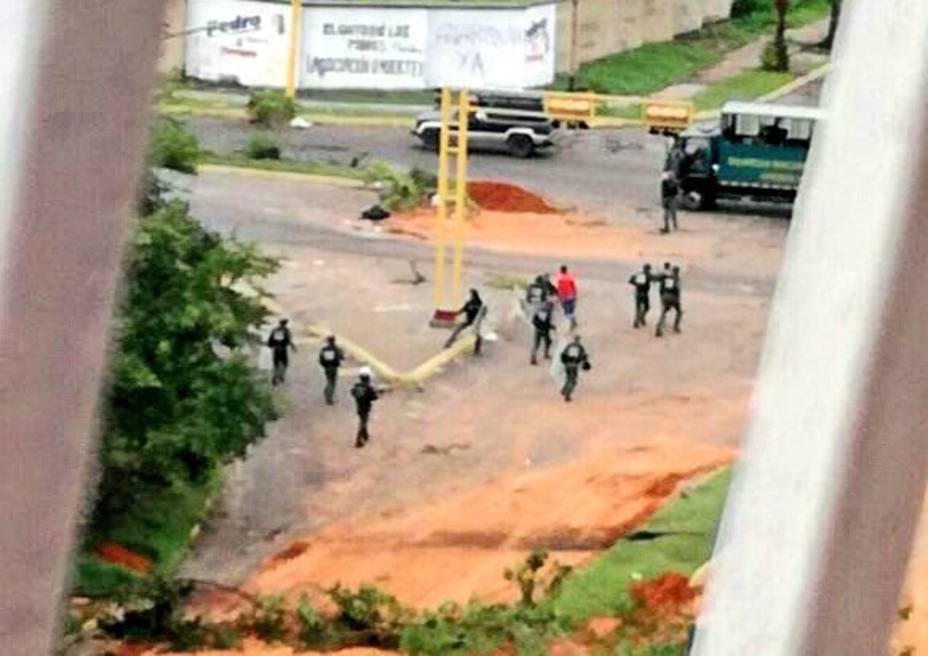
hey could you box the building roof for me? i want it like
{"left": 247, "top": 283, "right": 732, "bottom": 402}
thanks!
{"left": 721, "top": 101, "right": 825, "bottom": 121}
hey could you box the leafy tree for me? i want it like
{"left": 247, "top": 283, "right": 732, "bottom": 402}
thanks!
{"left": 93, "top": 197, "right": 278, "bottom": 521}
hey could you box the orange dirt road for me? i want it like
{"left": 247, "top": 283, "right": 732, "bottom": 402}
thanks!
{"left": 246, "top": 442, "right": 732, "bottom": 609}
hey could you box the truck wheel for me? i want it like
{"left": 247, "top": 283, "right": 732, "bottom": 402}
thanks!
{"left": 507, "top": 134, "right": 534, "bottom": 158}
{"left": 421, "top": 129, "right": 440, "bottom": 153}
{"left": 682, "top": 189, "right": 715, "bottom": 211}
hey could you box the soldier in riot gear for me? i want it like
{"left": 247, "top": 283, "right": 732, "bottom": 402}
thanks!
{"left": 350, "top": 367, "right": 379, "bottom": 448}
{"left": 656, "top": 265, "right": 683, "bottom": 337}
{"left": 530, "top": 300, "right": 556, "bottom": 365}
{"left": 628, "top": 263, "right": 654, "bottom": 328}
{"left": 318, "top": 335, "right": 345, "bottom": 405}
{"left": 560, "top": 335, "right": 591, "bottom": 402}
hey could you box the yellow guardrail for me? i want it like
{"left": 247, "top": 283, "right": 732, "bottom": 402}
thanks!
{"left": 641, "top": 98, "right": 695, "bottom": 133}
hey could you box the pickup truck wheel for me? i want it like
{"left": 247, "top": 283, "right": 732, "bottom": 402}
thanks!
{"left": 507, "top": 134, "right": 534, "bottom": 158}
{"left": 421, "top": 129, "right": 440, "bottom": 153}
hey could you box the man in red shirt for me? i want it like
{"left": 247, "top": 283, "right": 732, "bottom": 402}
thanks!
{"left": 556, "top": 264, "right": 578, "bottom": 330}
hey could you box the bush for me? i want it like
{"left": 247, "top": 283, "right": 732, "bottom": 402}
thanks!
{"left": 149, "top": 117, "right": 199, "bottom": 174}
{"left": 245, "top": 133, "right": 282, "bottom": 160}
{"left": 761, "top": 41, "right": 790, "bottom": 71}
{"left": 364, "top": 161, "right": 432, "bottom": 212}
{"left": 240, "top": 595, "right": 289, "bottom": 643}
{"left": 247, "top": 90, "right": 297, "bottom": 127}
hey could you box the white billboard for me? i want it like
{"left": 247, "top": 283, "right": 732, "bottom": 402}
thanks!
{"left": 185, "top": 0, "right": 292, "bottom": 87}
{"left": 301, "top": 7, "right": 428, "bottom": 89}
{"left": 426, "top": 5, "right": 556, "bottom": 89}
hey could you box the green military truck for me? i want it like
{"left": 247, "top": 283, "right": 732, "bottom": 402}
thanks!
{"left": 669, "top": 101, "right": 825, "bottom": 210}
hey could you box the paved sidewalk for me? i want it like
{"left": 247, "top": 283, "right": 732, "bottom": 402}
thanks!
{"left": 655, "top": 19, "right": 830, "bottom": 101}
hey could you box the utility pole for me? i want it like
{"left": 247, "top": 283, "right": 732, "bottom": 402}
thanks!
{"left": 285, "top": 0, "right": 302, "bottom": 97}
{"left": 568, "top": 0, "right": 579, "bottom": 91}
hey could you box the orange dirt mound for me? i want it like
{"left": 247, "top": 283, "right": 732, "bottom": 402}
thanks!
{"left": 95, "top": 543, "right": 152, "bottom": 573}
{"left": 468, "top": 181, "right": 559, "bottom": 214}
{"left": 631, "top": 573, "right": 696, "bottom": 615}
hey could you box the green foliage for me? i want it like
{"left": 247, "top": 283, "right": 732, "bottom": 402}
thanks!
{"left": 92, "top": 199, "right": 278, "bottom": 536}
{"left": 149, "top": 117, "right": 200, "bottom": 174}
{"left": 400, "top": 599, "right": 564, "bottom": 656}
{"left": 240, "top": 595, "right": 289, "bottom": 643}
{"left": 247, "top": 90, "right": 297, "bottom": 127}
{"left": 364, "top": 161, "right": 434, "bottom": 212}
{"left": 73, "top": 555, "right": 141, "bottom": 598}
{"left": 327, "top": 584, "right": 409, "bottom": 646}
{"left": 296, "top": 596, "right": 330, "bottom": 646}
{"left": 504, "top": 549, "right": 572, "bottom": 607}
{"left": 99, "top": 577, "right": 244, "bottom": 650}
{"left": 244, "top": 133, "right": 282, "bottom": 160}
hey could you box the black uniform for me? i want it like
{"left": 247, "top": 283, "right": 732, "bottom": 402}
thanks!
{"left": 350, "top": 378, "right": 379, "bottom": 448}
{"left": 318, "top": 343, "right": 346, "bottom": 405}
{"left": 628, "top": 270, "right": 653, "bottom": 328}
{"left": 560, "top": 341, "right": 590, "bottom": 402}
{"left": 661, "top": 176, "right": 680, "bottom": 233}
{"left": 656, "top": 271, "right": 683, "bottom": 337}
{"left": 530, "top": 305, "right": 555, "bottom": 365}
{"left": 445, "top": 294, "right": 485, "bottom": 353}
{"left": 267, "top": 325, "right": 294, "bottom": 385}
{"left": 525, "top": 280, "right": 547, "bottom": 310}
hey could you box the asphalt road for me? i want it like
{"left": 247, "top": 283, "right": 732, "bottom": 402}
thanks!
{"left": 185, "top": 78, "right": 823, "bottom": 218}
{"left": 187, "top": 118, "right": 667, "bottom": 215}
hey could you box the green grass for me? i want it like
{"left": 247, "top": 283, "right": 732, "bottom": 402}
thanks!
{"left": 692, "top": 69, "right": 796, "bottom": 110}
{"left": 554, "top": 0, "right": 829, "bottom": 96}
{"left": 598, "top": 103, "right": 644, "bottom": 120}
{"left": 548, "top": 468, "right": 731, "bottom": 626}
{"left": 201, "top": 153, "right": 368, "bottom": 180}
{"left": 74, "top": 469, "right": 222, "bottom": 597}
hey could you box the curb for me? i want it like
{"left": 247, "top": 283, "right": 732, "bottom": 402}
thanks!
{"left": 305, "top": 324, "right": 478, "bottom": 387}
{"left": 199, "top": 163, "right": 366, "bottom": 188}
{"left": 758, "top": 63, "right": 829, "bottom": 103}
{"left": 159, "top": 102, "right": 415, "bottom": 128}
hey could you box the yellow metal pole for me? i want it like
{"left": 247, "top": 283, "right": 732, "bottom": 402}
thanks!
{"left": 284, "top": 0, "right": 302, "bottom": 98}
{"left": 451, "top": 88, "right": 470, "bottom": 307}
{"left": 434, "top": 88, "right": 452, "bottom": 311}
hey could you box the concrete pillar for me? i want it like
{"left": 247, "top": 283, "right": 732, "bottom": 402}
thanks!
{"left": 0, "top": 2, "right": 166, "bottom": 654}
{"left": 692, "top": 0, "right": 928, "bottom": 653}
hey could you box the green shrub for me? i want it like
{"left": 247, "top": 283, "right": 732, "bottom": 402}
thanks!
{"left": 247, "top": 90, "right": 297, "bottom": 127}
{"left": 240, "top": 595, "right": 289, "bottom": 643}
{"left": 244, "top": 133, "right": 282, "bottom": 160}
{"left": 364, "top": 161, "right": 431, "bottom": 212}
{"left": 149, "top": 117, "right": 199, "bottom": 174}
{"left": 296, "top": 596, "right": 331, "bottom": 647}
{"left": 409, "top": 167, "right": 438, "bottom": 194}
